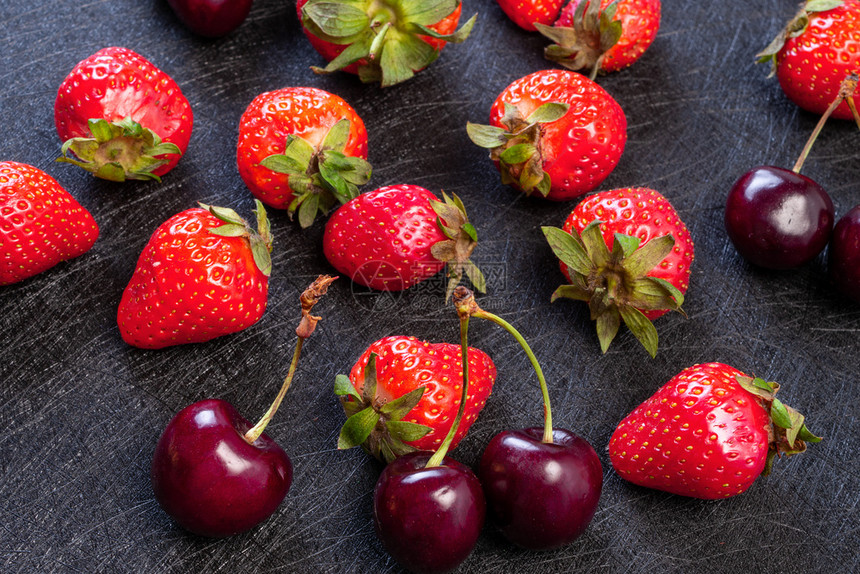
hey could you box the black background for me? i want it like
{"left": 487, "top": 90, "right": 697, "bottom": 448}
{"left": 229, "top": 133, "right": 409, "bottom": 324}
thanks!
{"left": 1, "top": 0, "right": 859, "bottom": 572}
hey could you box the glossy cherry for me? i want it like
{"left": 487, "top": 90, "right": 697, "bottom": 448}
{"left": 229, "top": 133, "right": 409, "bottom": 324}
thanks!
{"left": 479, "top": 427, "right": 602, "bottom": 550}
{"left": 373, "top": 451, "right": 485, "bottom": 574}
{"left": 166, "top": 0, "right": 253, "bottom": 37}
{"left": 829, "top": 205, "right": 860, "bottom": 303}
{"left": 150, "top": 276, "right": 334, "bottom": 537}
{"left": 725, "top": 166, "right": 833, "bottom": 269}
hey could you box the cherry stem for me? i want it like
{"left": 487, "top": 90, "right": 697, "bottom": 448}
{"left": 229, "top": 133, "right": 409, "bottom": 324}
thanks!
{"left": 425, "top": 313, "right": 471, "bottom": 468}
{"left": 243, "top": 275, "right": 336, "bottom": 444}
{"left": 793, "top": 73, "right": 859, "bottom": 174}
{"left": 452, "top": 286, "right": 554, "bottom": 444}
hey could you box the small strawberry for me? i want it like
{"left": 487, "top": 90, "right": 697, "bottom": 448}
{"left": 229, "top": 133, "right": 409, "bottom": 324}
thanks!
{"left": 537, "top": 0, "right": 662, "bottom": 79}
{"left": 757, "top": 0, "right": 860, "bottom": 120}
{"left": 237, "top": 87, "right": 371, "bottom": 227}
{"left": 54, "top": 47, "right": 193, "bottom": 181}
{"left": 117, "top": 201, "right": 272, "bottom": 349}
{"left": 297, "top": 0, "right": 476, "bottom": 87}
{"left": 323, "top": 184, "right": 485, "bottom": 297}
{"left": 467, "top": 69, "right": 627, "bottom": 201}
{"left": 543, "top": 187, "right": 694, "bottom": 357}
{"left": 609, "top": 362, "right": 822, "bottom": 499}
{"left": 496, "top": 0, "right": 565, "bottom": 32}
{"left": 0, "top": 161, "right": 99, "bottom": 286}
{"left": 335, "top": 335, "right": 496, "bottom": 462}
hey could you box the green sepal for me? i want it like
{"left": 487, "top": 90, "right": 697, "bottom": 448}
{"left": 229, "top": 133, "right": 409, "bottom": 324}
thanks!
{"left": 755, "top": 1, "right": 844, "bottom": 74}
{"left": 312, "top": 36, "right": 372, "bottom": 74}
{"left": 410, "top": 12, "right": 477, "bottom": 43}
{"left": 208, "top": 224, "right": 248, "bottom": 238}
{"left": 595, "top": 308, "right": 621, "bottom": 354}
{"left": 618, "top": 305, "right": 659, "bottom": 358}
{"left": 551, "top": 282, "right": 592, "bottom": 303}
{"left": 580, "top": 221, "right": 610, "bottom": 268}
{"left": 200, "top": 200, "right": 273, "bottom": 277}
{"left": 466, "top": 122, "right": 508, "bottom": 148}
{"left": 624, "top": 234, "right": 675, "bottom": 276}
{"left": 399, "top": 0, "right": 459, "bottom": 25}
{"left": 302, "top": 0, "right": 370, "bottom": 38}
{"left": 542, "top": 226, "right": 592, "bottom": 276}
{"left": 379, "top": 385, "right": 427, "bottom": 420}
{"left": 361, "top": 353, "right": 379, "bottom": 403}
{"left": 337, "top": 406, "right": 380, "bottom": 450}
{"left": 379, "top": 31, "right": 438, "bottom": 87}
{"left": 525, "top": 102, "right": 570, "bottom": 124}
{"left": 428, "top": 192, "right": 485, "bottom": 297}
{"left": 385, "top": 420, "right": 433, "bottom": 442}
{"left": 334, "top": 374, "right": 362, "bottom": 401}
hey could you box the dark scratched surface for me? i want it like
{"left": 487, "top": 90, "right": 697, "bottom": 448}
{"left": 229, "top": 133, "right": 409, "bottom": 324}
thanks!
{"left": 1, "top": 0, "right": 859, "bottom": 572}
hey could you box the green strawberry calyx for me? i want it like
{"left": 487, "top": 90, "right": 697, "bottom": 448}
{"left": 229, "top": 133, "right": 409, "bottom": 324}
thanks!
{"left": 535, "top": 0, "right": 623, "bottom": 80}
{"left": 467, "top": 101, "right": 570, "bottom": 197}
{"left": 543, "top": 221, "right": 686, "bottom": 358}
{"left": 755, "top": 0, "right": 844, "bottom": 76}
{"left": 301, "top": 0, "right": 477, "bottom": 87}
{"left": 260, "top": 119, "right": 372, "bottom": 228}
{"left": 335, "top": 353, "right": 433, "bottom": 463}
{"left": 735, "top": 375, "right": 823, "bottom": 476}
{"left": 57, "top": 117, "right": 181, "bottom": 182}
{"left": 428, "top": 191, "right": 486, "bottom": 300}
{"left": 200, "top": 199, "right": 274, "bottom": 277}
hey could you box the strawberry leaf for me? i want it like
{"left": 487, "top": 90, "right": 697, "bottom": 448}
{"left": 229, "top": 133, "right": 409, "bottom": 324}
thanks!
{"left": 322, "top": 118, "right": 352, "bottom": 151}
{"left": 399, "top": 0, "right": 459, "bottom": 27}
{"left": 466, "top": 123, "right": 508, "bottom": 148}
{"left": 770, "top": 397, "right": 794, "bottom": 430}
{"left": 334, "top": 374, "right": 362, "bottom": 401}
{"left": 303, "top": 1, "right": 370, "bottom": 38}
{"left": 596, "top": 307, "right": 621, "bottom": 354}
{"left": 612, "top": 233, "right": 641, "bottom": 260}
{"left": 542, "top": 226, "right": 592, "bottom": 276}
{"left": 362, "top": 353, "right": 379, "bottom": 403}
{"left": 525, "top": 102, "right": 570, "bottom": 124}
{"left": 208, "top": 223, "right": 248, "bottom": 238}
{"left": 552, "top": 283, "right": 591, "bottom": 303}
{"left": 337, "top": 406, "right": 380, "bottom": 450}
{"left": 580, "top": 221, "right": 610, "bottom": 268}
{"left": 297, "top": 193, "right": 320, "bottom": 229}
{"left": 411, "top": 12, "right": 477, "bottom": 43}
{"left": 312, "top": 35, "right": 372, "bottom": 73}
{"left": 379, "top": 385, "right": 427, "bottom": 420}
{"left": 618, "top": 305, "right": 659, "bottom": 358}
{"left": 625, "top": 234, "right": 675, "bottom": 277}
{"left": 386, "top": 420, "right": 433, "bottom": 442}
{"left": 500, "top": 143, "right": 537, "bottom": 164}
{"left": 463, "top": 260, "right": 487, "bottom": 293}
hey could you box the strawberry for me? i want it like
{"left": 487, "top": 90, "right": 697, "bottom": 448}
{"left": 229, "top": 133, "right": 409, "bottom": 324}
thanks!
{"left": 117, "top": 201, "right": 272, "bottom": 349}
{"left": 543, "top": 187, "right": 694, "bottom": 357}
{"left": 467, "top": 69, "right": 627, "bottom": 201}
{"left": 236, "top": 87, "right": 371, "bottom": 227}
{"left": 757, "top": 0, "right": 860, "bottom": 120}
{"left": 54, "top": 47, "right": 193, "bottom": 181}
{"left": 335, "top": 335, "right": 496, "bottom": 462}
{"left": 0, "top": 161, "right": 99, "bottom": 286}
{"left": 496, "top": 0, "right": 565, "bottom": 32}
{"left": 537, "top": 0, "right": 662, "bottom": 79}
{"left": 608, "top": 362, "right": 822, "bottom": 499}
{"left": 323, "top": 184, "right": 485, "bottom": 297}
{"left": 297, "top": 0, "right": 476, "bottom": 87}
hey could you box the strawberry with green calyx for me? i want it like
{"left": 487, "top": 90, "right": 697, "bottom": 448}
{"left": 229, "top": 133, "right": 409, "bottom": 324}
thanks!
{"left": 55, "top": 47, "right": 192, "bottom": 182}
{"left": 536, "top": 0, "right": 661, "bottom": 80}
{"left": 237, "top": 87, "right": 370, "bottom": 227}
{"left": 298, "top": 0, "right": 477, "bottom": 87}
{"left": 334, "top": 335, "right": 496, "bottom": 462}
{"left": 609, "top": 363, "right": 822, "bottom": 499}
{"left": 543, "top": 187, "right": 694, "bottom": 357}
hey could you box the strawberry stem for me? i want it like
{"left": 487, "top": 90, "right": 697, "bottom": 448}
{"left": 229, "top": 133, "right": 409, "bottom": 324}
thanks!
{"left": 452, "top": 287, "right": 554, "bottom": 444}
{"left": 793, "top": 73, "right": 858, "bottom": 174}
{"left": 244, "top": 275, "right": 336, "bottom": 444}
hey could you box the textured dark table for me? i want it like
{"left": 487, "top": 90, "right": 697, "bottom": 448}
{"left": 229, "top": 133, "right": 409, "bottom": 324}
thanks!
{"left": 1, "top": 0, "right": 859, "bottom": 572}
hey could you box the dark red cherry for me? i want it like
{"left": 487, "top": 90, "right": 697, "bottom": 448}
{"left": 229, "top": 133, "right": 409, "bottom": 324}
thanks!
{"left": 479, "top": 427, "right": 602, "bottom": 550}
{"left": 373, "top": 451, "right": 485, "bottom": 574}
{"left": 166, "top": 0, "right": 253, "bottom": 37}
{"left": 151, "top": 398, "right": 292, "bottom": 537}
{"left": 725, "top": 166, "right": 834, "bottom": 269}
{"left": 829, "top": 205, "right": 860, "bottom": 303}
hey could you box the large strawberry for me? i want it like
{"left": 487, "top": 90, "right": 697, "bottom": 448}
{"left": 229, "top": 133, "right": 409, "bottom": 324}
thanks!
{"left": 757, "top": 0, "right": 860, "bottom": 120}
{"left": 467, "top": 69, "right": 627, "bottom": 201}
{"left": 608, "top": 362, "right": 821, "bottom": 499}
{"left": 537, "top": 0, "right": 662, "bottom": 79}
{"left": 496, "top": 0, "right": 565, "bottom": 32}
{"left": 54, "top": 47, "right": 193, "bottom": 181}
{"left": 297, "top": 0, "right": 476, "bottom": 87}
{"left": 0, "top": 161, "right": 99, "bottom": 286}
{"left": 323, "top": 184, "right": 485, "bottom": 297}
{"left": 335, "top": 335, "right": 496, "bottom": 462}
{"left": 543, "top": 187, "right": 694, "bottom": 357}
{"left": 237, "top": 87, "right": 371, "bottom": 227}
{"left": 117, "top": 201, "right": 272, "bottom": 349}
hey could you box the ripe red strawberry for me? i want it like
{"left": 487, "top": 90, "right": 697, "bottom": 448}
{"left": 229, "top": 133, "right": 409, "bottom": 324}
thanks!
{"left": 335, "top": 335, "right": 496, "bottom": 461}
{"left": 0, "top": 161, "right": 99, "bottom": 286}
{"left": 297, "top": 0, "right": 476, "bottom": 86}
{"left": 543, "top": 187, "right": 694, "bottom": 357}
{"left": 467, "top": 69, "right": 627, "bottom": 201}
{"left": 237, "top": 87, "right": 371, "bottom": 227}
{"left": 117, "top": 201, "right": 272, "bottom": 349}
{"left": 54, "top": 47, "right": 193, "bottom": 181}
{"left": 537, "top": 0, "right": 662, "bottom": 78}
{"left": 496, "top": 0, "right": 565, "bottom": 32}
{"left": 608, "top": 362, "right": 821, "bottom": 499}
{"left": 323, "top": 184, "right": 485, "bottom": 296}
{"left": 757, "top": 0, "right": 860, "bottom": 120}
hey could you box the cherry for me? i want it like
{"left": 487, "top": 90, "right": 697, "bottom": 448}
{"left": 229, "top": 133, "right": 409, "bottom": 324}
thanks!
{"left": 725, "top": 166, "right": 833, "bottom": 269}
{"left": 372, "top": 299, "right": 485, "bottom": 573}
{"left": 829, "top": 205, "right": 860, "bottom": 303}
{"left": 166, "top": 0, "right": 253, "bottom": 37}
{"left": 453, "top": 287, "right": 602, "bottom": 550}
{"left": 373, "top": 452, "right": 485, "bottom": 574}
{"left": 479, "top": 428, "right": 602, "bottom": 550}
{"left": 151, "top": 276, "right": 335, "bottom": 537}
